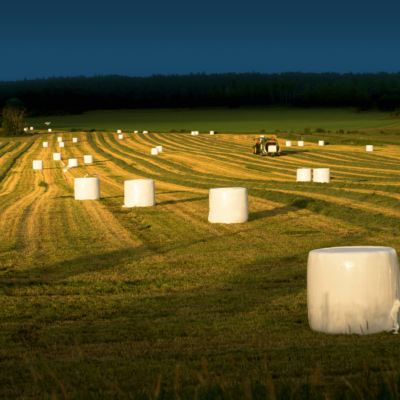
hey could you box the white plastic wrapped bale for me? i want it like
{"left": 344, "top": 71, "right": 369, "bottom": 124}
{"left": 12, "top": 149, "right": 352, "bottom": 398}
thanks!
{"left": 156, "top": 146, "right": 163, "bottom": 152}
{"left": 298, "top": 141, "right": 304, "bottom": 146}
{"left": 308, "top": 246, "right": 400, "bottom": 334}
{"left": 319, "top": 141, "right": 324, "bottom": 146}
{"left": 30, "top": 127, "right": 34, "bottom": 130}
{"left": 210, "top": 131, "right": 214, "bottom": 135}
{"left": 191, "top": 132, "right": 195, "bottom": 136}
{"left": 73, "top": 138, "right": 78, "bottom": 143}
{"left": 84, "top": 155, "right": 93, "bottom": 163}
{"left": 208, "top": 187, "right": 248, "bottom": 224}
{"left": 366, "top": 145, "right": 373, "bottom": 152}
{"left": 117, "top": 130, "right": 121, "bottom": 133}
{"left": 59, "top": 142, "right": 65, "bottom": 148}
{"left": 74, "top": 177, "right": 100, "bottom": 200}
{"left": 151, "top": 148, "right": 159, "bottom": 155}
{"left": 268, "top": 145, "right": 277, "bottom": 152}
{"left": 134, "top": 131, "right": 138, "bottom": 133}
{"left": 24, "top": 127, "right": 28, "bottom": 131}
{"left": 286, "top": 141, "right": 292, "bottom": 146}
{"left": 58, "top": 137, "right": 62, "bottom": 142}
{"left": 313, "top": 168, "right": 330, "bottom": 183}
{"left": 43, "top": 142, "right": 49, "bottom": 148}
{"left": 124, "top": 179, "right": 155, "bottom": 207}
{"left": 118, "top": 134, "right": 124, "bottom": 139}
{"left": 68, "top": 158, "right": 79, "bottom": 168}
{"left": 297, "top": 168, "right": 312, "bottom": 182}
{"left": 143, "top": 131, "right": 148, "bottom": 133}
{"left": 48, "top": 129, "right": 52, "bottom": 132}
{"left": 33, "top": 160, "right": 43, "bottom": 170}
{"left": 53, "top": 153, "right": 61, "bottom": 161}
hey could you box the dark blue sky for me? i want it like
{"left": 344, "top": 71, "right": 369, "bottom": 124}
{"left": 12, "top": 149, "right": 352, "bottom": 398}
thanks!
{"left": 2, "top": 0, "right": 399, "bottom": 81}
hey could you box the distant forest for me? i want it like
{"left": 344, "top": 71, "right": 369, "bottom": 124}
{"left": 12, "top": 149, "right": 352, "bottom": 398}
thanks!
{"left": 0, "top": 71, "right": 400, "bottom": 116}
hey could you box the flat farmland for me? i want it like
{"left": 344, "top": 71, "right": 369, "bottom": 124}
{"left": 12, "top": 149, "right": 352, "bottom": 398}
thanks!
{"left": 2, "top": 131, "right": 400, "bottom": 398}
{"left": 25, "top": 107, "right": 395, "bottom": 133}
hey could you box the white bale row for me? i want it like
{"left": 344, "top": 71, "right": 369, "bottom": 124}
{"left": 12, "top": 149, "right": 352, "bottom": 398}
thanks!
{"left": 297, "top": 168, "right": 330, "bottom": 183}
{"left": 53, "top": 153, "right": 61, "bottom": 161}
{"left": 58, "top": 137, "right": 62, "bottom": 142}
{"left": 33, "top": 160, "right": 43, "bottom": 170}
{"left": 119, "top": 134, "right": 124, "bottom": 139}
{"left": 68, "top": 158, "right": 79, "bottom": 168}
{"left": 208, "top": 188, "right": 248, "bottom": 224}
{"left": 210, "top": 131, "right": 214, "bottom": 135}
{"left": 191, "top": 131, "right": 199, "bottom": 136}
{"left": 73, "top": 137, "right": 78, "bottom": 143}
{"left": 308, "top": 246, "right": 400, "bottom": 334}
{"left": 143, "top": 131, "right": 148, "bottom": 133}
{"left": 117, "top": 130, "right": 121, "bottom": 133}
{"left": 84, "top": 155, "right": 93, "bottom": 163}
{"left": 48, "top": 129, "right": 52, "bottom": 132}
{"left": 59, "top": 142, "right": 65, "bottom": 148}
{"left": 124, "top": 179, "right": 155, "bottom": 207}
{"left": 43, "top": 142, "right": 49, "bottom": 148}
{"left": 151, "top": 148, "right": 158, "bottom": 155}
{"left": 74, "top": 178, "right": 100, "bottom": 200}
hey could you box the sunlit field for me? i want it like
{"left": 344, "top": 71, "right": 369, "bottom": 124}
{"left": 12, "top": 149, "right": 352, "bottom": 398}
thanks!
{"left": 25, "top": 107, "right": 396, "bottom": 133}
{"left": 2, "top": 128, "right": 400, "bottom": 398}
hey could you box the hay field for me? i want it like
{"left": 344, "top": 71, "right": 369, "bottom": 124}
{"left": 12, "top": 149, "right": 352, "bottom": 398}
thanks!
{"left": 25, "top": 107, "right": 395, "bottom": 132}
{"left": 2, "top": 131, "right": 400, "bottom": 398}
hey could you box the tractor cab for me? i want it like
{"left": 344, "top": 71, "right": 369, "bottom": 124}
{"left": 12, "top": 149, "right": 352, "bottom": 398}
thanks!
{"left": 253, "top": 136, "right": 280, "bottom": 156}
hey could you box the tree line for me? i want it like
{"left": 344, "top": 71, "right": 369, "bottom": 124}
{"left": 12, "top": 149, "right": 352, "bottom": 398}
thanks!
{"left": 0, "top": 71, "right": 399, "bottom": 120}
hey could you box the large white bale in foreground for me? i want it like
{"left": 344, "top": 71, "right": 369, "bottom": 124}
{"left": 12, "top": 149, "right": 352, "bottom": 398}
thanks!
{"left": 308, "top": 246, "right": 400, "bottom": 334}
{"left": 151, "top": 148, "right": 159, "bottom": 155}
{"left": 43, "top": 142, "right": 49, "bottom": 148}
{"left": 297, "top": 168, "right": 312, "bottom": 182}
{"left": 53, "top": 153, "right": 61, "bottom": 161}
{"left": 117, "top": 130, "right": 121, "bottom": 133}
{"left": 48, "top": 129, "right": 52, "bottom": 132}
{"left": 57, "top": 137, "right": 62, "bottom": 142}
{"left": 84, "top": 155, "right": 93, "bottom": 164}
{"left": 208, "top": 187, "right": 248, "bottom": 224}
{"left": 298, "top": 141, "right": 304, "bottom": 146}
{"left": 313, "top": 168, "right": 330, "bottom": 183}
{"left": 74, "top": 177, "right": 100, "bottom": 200}
{"left": 286, "top": 141, "right": 292, "bottom": 146}
{"left": 73, "top": 138, "right": 78, "bottom": 143}
{"left": 59, "top": 142, "right": 65, "bottom": 148}
{"left": 33, "top": 160, "right": 43, "bottom": 170}
{"left": 366, "top": 145, "right": 373, "bottom": 152}
{"left": 124, "top": 179, "right": 155, "bottom": 207}
{"left": 118, "top": 134, "right": 124, "bottom": 139}
{"left": 156, "top": 145, "right": 163, "bottom": 152}
{"left": 319, "top": 141, "right": 324, "bottom": 146}
{"left": 68, "top": 158, "right": 79, "bottom": 168}
{"left": 210, "top": 131, "right": 214, "bottom": 135}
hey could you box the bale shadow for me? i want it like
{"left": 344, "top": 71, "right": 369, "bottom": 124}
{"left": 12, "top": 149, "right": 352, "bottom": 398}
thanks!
{"left": 157, "top": 196, "right": 208, "bottom": 206}
{"left": 248, "top": 205, "right": 298, "bottom": 222}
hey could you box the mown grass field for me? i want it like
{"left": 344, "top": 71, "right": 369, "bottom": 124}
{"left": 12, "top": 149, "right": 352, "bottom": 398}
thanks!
{"left": 2, "top": 127, "right": 400, "bottom": 398}
{"left": 25, "top": 107, "right": 397, "bottom": 133}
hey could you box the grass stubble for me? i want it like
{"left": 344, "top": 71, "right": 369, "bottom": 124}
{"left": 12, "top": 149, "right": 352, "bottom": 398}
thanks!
{"left": 1, "top": 128, "right": 400, "bottom": 398}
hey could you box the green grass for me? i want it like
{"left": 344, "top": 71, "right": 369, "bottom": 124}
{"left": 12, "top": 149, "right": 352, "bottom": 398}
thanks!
{"left": 25, "top": 106, "right": 398, "bottom": 132}
{"left": 3, "top": 130, "right": 400, "bottom": 398}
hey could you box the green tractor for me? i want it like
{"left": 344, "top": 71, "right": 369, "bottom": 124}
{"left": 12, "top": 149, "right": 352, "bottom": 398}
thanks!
{"left": 253, "top": 136, "right": 281, "bottom": 156}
